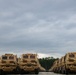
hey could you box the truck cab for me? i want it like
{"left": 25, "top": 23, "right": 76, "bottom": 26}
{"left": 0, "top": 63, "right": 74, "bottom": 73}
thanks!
{"left": 0, "top": 54, "right": 18, "bottom": 74}
{"left": 64, "top": 52, "right": 76, "bottom": 73}
{"left": 18, "top": 53, "right": 39, "bottom": 74}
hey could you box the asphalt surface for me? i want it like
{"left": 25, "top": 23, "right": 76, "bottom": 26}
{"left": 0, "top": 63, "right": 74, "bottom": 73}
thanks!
{"left": 6, "top": 72, "right": 75, "bottom": 75}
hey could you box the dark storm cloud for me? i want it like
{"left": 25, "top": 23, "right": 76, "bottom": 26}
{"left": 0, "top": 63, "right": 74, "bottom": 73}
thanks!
{"left": 0, "top": 0, "right": 76, "bottom": 58}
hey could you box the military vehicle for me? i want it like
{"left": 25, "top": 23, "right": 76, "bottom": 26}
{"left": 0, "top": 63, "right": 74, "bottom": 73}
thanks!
{"left": 38, "top": 64, "right": 46, "bottom": 72}
{"left": 49, "top": 61, "right": 56, "bottom": 72}
{"left": 52, "top": 60, "right": 59, "bottom": 73}
{"left": 60, "top": 52, "right": 76, "bottom": 74}
{"left": 0, "top": 54, "right": 18, "bottom": 74}
{"left": 18, "top": 53, "right": 39, "bottom": 74}
{"left": 49, "top": 52, "right": 76, "bottom": 74}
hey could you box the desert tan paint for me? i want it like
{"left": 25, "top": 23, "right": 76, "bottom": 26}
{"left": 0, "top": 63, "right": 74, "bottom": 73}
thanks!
{"left": 18, "top": 53, "right": 45, "bottom": 73}
{"left": 49, "top": 52, "right": 76, "bottom": 74}
{"left": 0, "top": 54, "right": 17, "bottom": 72}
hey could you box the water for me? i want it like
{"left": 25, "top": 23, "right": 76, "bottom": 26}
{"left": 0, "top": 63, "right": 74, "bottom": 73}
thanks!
{"left": 6, "top": 72, "right": 76, "bottom": 75}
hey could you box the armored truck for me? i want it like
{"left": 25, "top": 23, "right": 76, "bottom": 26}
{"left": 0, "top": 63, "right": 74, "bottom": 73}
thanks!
{"left": 0, "top": 54, "right": 18, "bottom": 74}
{"left": 18, "top": 53, "right": 39, "bottom": 74}
{"left": 49, "top": 52, "right": 76, "bottom": 74}
{"left": 60, "top": 52, "right": 76, "bottom": 74}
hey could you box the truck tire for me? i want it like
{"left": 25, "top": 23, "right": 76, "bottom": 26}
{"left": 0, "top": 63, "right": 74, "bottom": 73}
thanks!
{"left": 35, "top": 69, "right": 39, "bottom": 74}
{"left": 0, "top": 70, "right": 4, "bottom": 75}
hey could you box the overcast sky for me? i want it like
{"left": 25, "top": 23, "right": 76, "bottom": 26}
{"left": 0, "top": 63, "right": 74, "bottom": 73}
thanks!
{"left": 0, "top": 0, "right": 76, "bottom": 58}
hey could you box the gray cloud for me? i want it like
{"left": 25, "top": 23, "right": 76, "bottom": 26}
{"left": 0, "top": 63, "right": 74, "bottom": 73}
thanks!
{"left": 0, "top": 0, "right": 76, "bottom": 58}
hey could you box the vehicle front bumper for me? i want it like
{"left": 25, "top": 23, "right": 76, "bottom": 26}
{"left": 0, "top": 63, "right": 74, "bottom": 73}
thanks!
{"left": 19, "top": 65, "right": 39, "bottom": 71}
{"left": 0, "top": 65, "right": 17, "bottom": 72}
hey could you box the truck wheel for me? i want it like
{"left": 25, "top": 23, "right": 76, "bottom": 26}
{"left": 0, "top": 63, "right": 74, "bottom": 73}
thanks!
{"left": 35, "top": 69, "right": 39, "bottom": 74}
{"left": 13, "top": 68, "right": 18, "bottom": 74}
{"left": 16, "top": 67, "right": 20, "bottom": 74}
{"left": 65, "top": 69, "right": 69, "bottom": 74}
{"left": 0, "top": 70, "right": 4, "bottom": 75}
{"left": 0, "top": 70, "right": 1, "bottom": 74}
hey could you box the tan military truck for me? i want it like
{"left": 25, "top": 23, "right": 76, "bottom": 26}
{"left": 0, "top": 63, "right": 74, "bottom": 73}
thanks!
{"left": 60, "top": 52, "right": 76, "bottom": 74}
{"left": 38, "top": 64, "right": 46, "bottom": 72}
{"left": 51, "top": 52, "right": 76, "bottom": 74}
{"left": 53, "top": 60, "right": 59, "bottom": 73}
{"left": 57, "top": 56, "right": 65, "bottom": 73}
{"left": 0, "top": 54, "right": 18, "bottom": 74}
{"left": 49, "top": 59, "right": 59, "bottom": 73}
{"left": 49, "top": 52, "right": 76, "bottom": 74}
{"left": 49, "top": 62, "right": 55, "bottom": 72}
{"left": 18, "top": 53, "right": 39, "bottom": 74}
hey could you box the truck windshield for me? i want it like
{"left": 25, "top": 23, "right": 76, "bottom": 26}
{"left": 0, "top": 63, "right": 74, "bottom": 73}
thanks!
{"left": 30, "top": 55, "right": 35, "bottom": 58}
{"left": 9, "top": 56, "right": 14, "bottom": 59}
{"left": 23, "top": 55, "right": 28, "bottom": 58}
{"left": 2, "top": 56, "right": 7, "bottom": 60}
{"left": 69, "top": 54, "right": 75, "bottom": 58}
